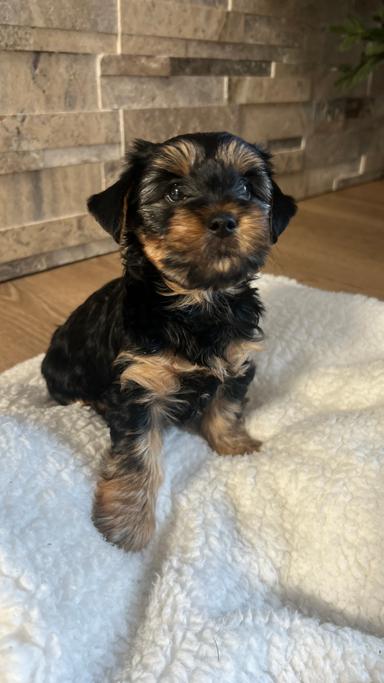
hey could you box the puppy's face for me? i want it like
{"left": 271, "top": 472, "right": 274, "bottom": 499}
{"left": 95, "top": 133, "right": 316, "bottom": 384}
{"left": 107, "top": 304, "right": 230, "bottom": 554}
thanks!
{"left": 88, "top": 133, "right": 296, "bottom": 290}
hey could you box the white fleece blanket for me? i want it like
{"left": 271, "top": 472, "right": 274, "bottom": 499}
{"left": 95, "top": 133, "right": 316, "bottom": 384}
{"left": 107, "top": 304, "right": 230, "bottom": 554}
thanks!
{"left": 0, "top": 274, "right": 384, "bottom": 683}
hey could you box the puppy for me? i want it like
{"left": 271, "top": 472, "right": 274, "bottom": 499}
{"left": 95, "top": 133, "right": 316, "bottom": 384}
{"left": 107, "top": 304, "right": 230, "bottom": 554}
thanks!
{"left": 42, "top": 132, "right": 296, "bottom": 551}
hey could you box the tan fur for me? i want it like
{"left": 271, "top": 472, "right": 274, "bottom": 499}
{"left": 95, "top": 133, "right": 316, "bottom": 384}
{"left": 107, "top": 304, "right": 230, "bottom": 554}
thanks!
{"left": 119, "top": 338, "right": 260, "bottom": 393}
{"left": 225, "top": 338, "right": 262, "bottom": 373}
{"left": 139, "top": 200, "right": 270, "bottom": 290}
{"left": 167, "top": 209, "right": 206, "bottom": 252}
{"left": 138, "top": 234, "right": 165, "bottom": 270}
{"left": 217, "top": 139, "right": 263, "bottom": 173}
{"left": 159, "top": 278, "right": 214, "bottom": 309}
{"left": 214, "top": 257, "right": 234, "bottom": 274}
{"left": 95, "top": 338, "right": 261, "bottom": 548}
{"left": 118, "top": 349, "right": 214, "bottom": 400}
{"left": 237, "top": 207, "right": 269, "bottom": 253}
{"left": 119, "top": 191, "right": 129, "bottom": 242}
{"left": 200, "top": 389, "right": 261, "bottom": 456}
{"left": 152, "top": 139, "right": 201, "bottom": 176}
{"left": 93, "top": 425, "right": 163, "bottom": 551}
{"left": 138, "top": 209, "right": 205, "bottom": 278}
{"left": 158, "top": 279, "right": 246, "bottom": 311}
{"left": 206, "top": 338, "right": 261, "bottom": 381}
{"left": 119, "top": 351, "right": 182, "bottom": 396}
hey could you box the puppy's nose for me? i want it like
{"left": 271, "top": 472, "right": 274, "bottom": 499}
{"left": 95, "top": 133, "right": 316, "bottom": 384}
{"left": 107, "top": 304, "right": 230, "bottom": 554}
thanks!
{"left": 208, "top": 213, "right": 237, "bottom": 238}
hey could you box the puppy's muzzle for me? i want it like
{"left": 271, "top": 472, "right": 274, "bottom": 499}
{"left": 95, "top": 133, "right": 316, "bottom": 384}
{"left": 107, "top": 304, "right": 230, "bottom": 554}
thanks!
{"left": 208, "top": 213, "right": 237, "bottom": 238}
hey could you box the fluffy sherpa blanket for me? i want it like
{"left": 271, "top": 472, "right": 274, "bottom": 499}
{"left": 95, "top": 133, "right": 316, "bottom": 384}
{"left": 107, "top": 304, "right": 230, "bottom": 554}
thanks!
{"left": 0, "top": 274, "right": 384, "bottom": 683}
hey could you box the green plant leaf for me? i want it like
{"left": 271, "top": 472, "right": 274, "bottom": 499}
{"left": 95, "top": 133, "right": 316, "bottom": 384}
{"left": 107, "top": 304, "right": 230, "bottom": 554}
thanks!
{"left": 331, "top": 5, "right": 384, "bottom": 89}
{"left": 365, "top": 41, "right": 384, "bottom": 55}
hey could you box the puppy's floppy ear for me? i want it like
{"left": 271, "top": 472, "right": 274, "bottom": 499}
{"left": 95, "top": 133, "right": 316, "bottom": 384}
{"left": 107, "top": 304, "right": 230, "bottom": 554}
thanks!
{"left": 87, "top": 175, "right": 129, "bottom": 243}
{"left": 87, "top": 139, "right": 156, "bottom": 243}
{"left": 270, "top": 180, "right": 297, "bottom": 243}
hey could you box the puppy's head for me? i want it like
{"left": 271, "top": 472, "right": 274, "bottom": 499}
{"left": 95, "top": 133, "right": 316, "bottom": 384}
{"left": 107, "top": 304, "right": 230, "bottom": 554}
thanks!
{"left": 88, "top": 132, "right": 296, "bottom": 289}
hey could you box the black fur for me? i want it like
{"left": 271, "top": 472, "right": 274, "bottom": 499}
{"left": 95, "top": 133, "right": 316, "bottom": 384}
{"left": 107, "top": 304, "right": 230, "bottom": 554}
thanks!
{"left": 42, "top": 131, "right": 297, "bottom": 551}
{"left": 42, "top": 272, "right": 262, "bottom": 414}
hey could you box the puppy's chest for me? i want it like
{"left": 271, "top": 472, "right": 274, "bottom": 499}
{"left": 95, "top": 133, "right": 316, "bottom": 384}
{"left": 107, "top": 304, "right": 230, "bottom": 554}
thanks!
{"left": 118, "top": 286, "right": 262, "bottom": 399}
{"left": 119, "top": 335, "right": 260, "bottom": 396}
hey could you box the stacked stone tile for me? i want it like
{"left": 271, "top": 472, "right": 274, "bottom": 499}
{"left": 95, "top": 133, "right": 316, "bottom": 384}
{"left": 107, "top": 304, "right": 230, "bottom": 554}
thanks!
{"left": 0, "top": 0, "right": 382, "bottom": 280}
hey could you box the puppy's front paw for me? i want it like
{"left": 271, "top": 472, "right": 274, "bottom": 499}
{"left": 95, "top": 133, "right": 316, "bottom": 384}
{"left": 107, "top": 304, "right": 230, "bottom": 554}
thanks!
{"left": 92, "top": 475, "right": 155, "bottom": 552}
{"left": 214, "top": 431, "right": 262, "bottom": 456}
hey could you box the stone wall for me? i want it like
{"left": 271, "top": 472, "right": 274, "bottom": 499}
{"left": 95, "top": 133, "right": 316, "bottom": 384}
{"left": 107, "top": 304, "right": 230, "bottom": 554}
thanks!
{"left": 1, "top": 0, "right": 383, "bottom": 280}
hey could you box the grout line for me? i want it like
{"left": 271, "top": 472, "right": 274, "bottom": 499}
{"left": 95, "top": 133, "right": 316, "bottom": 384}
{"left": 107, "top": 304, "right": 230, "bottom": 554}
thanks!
{"left": 96, "top": 54, "right": 103, "bottom": 110}
{"left": 116, "top": 0, "right": 122, "bottom": 54}
{"left": 100, "top": 158, "right": 106, "bottom": 188}
{"left": 1, "top": 212, "right": 93, "bottom": 232}
{"left": 116, "top": 0, "right": 124, "bottom": 159}
{"left": 359, "top": 154, "right": 367, "bottom": 174}
{"left": 223, "top": 76, "right": 229, "bottom": 103}
{"left": 8, "top": 109, "right": 118, "bottom": 116}
{"left": 118, "top": 108, "right": 125, "bottom": 157}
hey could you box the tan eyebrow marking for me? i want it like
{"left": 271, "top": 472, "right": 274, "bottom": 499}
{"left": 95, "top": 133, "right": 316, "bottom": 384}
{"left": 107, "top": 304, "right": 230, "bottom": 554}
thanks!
{"left": 152, "top": 139, "right": 203, "bottom": 176}
{"left": 217, "top": 139, "right": 263, "bottom": 173}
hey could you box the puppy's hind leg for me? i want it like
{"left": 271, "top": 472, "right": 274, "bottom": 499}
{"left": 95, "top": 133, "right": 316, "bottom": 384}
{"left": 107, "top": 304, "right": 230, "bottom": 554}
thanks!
{"left": 93, "top": 388, "right": 164, "bottom": 551}
{"left": 42, "top": 338, "right": 77, "bottom": 405}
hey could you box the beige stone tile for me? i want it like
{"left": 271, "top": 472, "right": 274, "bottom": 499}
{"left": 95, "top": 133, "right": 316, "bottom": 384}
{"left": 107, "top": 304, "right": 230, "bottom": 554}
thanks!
{"left": 272, "top": 149, "right": 304, "bottom": 174}
{"left": 0, "top": 145, "right": 121, "bottom": 175}
{"left": 229, "top": 76, "right": 311, "bottom": 104}
{"left": 239, "top": 103, "right": 313, "bottom": 141}
{"left": 0, "top": 239, "right": 117, "bottom": 283}
{"left": 267, "top": 136, "right": 303, "bottom": 151}
{"left": 104, "top": 160, "right": 125, "bottom": 186}
{"left": 307, "top": 161, "right": 361, "bottom": 195}
{"left": 120, "top": 0, "right": 243, "bottom": 42}
{"left": 0, "top": 52, "right": 98, "bottom": 115}
{"left": 313, "top": 97, "right": 373, "bottom": 134}
{"left": 363, "top": 154, "right": 384, "bottom": 174}
{"left": 305, "top": 127, "right": 375, "bottom": 169}
{"left": 0, "top": 112, "right": 121, "bottom": 153}
{"left": 0, "top": 24, "right": 116, "bottom": 53}
{"left": 244, "top": 14, "right": 300, "bottom": 46}
{"left": 101, "top": 55, "right": 171, "bottom": 77}
{"left": 335, "top": 170, "right": 382, "bottom": 189}
{"left": 275, "top": 171, "right": 307, "bottom": 199}
{"left": 123, "top": 106, "right": 239, "bottom": 143}
{"left": 101, "top": 75, "right": 225, "bottom": 110}
{"left": 1, "top": 0, "right": 116, "bottom": 33}
{"left": 0, "top": 164, "right": 102, "bottom": 229}
{"left": 232, "top": 0, "right": 352, "bottom": 22}
{"left": 0, "top": 214, "right": 106, "bottom": 263}
{"left": 273, "top": 62, "right": 368, "bottom": 101}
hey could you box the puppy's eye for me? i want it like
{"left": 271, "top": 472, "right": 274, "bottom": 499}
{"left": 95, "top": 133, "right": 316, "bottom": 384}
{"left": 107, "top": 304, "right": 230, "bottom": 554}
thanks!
{"left": 238, "top": 179, "right": 252, "bottom": 201}
{"left": 166, "top": 184, "right": 185, "bottom": 203}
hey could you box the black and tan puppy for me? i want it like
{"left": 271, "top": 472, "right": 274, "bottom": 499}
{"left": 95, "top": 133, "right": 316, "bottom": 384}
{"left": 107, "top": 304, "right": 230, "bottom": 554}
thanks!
{"left": 42, "top": 132, "right": 296, "bottom": 551}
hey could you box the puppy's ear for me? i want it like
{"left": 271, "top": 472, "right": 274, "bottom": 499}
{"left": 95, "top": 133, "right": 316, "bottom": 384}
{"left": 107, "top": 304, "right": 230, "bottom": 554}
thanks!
{"left": 270, "top": 180, "right": 297, "bottom": 243}
{"left": 87, "top": 139, "right": 156, "bottom": 243}
{"left": 87, "top": 175, "right": 129, "bottom": 243}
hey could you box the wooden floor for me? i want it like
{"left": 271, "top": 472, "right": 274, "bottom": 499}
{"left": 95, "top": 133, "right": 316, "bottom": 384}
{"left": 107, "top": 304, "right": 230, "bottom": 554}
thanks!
{"left": 0, "top": 180, "right": 383, "bottom": 373}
